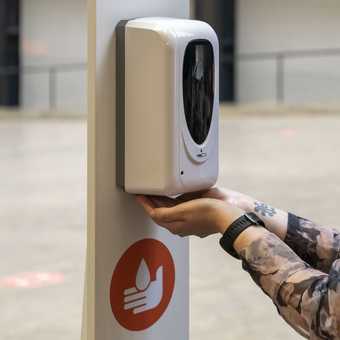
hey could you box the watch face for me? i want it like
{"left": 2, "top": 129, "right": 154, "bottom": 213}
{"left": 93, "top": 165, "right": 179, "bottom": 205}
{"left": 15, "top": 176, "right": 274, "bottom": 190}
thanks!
{"left": 182, "top": 39, "right": 214, "bottom": 145}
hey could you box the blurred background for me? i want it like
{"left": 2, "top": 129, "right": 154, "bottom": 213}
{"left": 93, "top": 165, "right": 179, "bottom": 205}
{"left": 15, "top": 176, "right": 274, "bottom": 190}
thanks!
{"left": 1, "top": 0, "right": 340, "bottom": 339}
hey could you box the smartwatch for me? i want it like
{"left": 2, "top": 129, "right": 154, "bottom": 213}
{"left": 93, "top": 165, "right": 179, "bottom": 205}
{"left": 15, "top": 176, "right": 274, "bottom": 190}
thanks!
{"left": 219, "top": 212, "right": 265, "bottom": 259}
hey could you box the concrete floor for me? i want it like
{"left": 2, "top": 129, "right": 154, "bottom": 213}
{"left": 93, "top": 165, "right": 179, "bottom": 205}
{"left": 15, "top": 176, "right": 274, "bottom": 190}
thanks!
{"left": 0, "top": 119, "right": 86, "bottom": 340}
{"left": 1, "top": 112, "right": 340, "bottom": 339}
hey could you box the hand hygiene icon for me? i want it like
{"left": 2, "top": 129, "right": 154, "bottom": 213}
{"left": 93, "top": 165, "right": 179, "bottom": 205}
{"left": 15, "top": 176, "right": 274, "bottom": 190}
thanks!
{"left": 110, "top": 238, "right": 175, "bottom": 330}
{"left": 123, "top": 259, "right": 164, "bottom": 314}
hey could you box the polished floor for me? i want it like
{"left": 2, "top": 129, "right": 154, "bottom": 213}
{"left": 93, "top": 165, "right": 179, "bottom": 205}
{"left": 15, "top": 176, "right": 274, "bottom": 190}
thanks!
{"left": 1, "top": 111, "right": 340, "bottom": 339}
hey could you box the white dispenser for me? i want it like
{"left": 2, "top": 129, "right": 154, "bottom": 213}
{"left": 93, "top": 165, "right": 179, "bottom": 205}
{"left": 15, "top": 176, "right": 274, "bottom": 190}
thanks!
{"left": 116, "top": 17, "right": 219, "bottom": 196}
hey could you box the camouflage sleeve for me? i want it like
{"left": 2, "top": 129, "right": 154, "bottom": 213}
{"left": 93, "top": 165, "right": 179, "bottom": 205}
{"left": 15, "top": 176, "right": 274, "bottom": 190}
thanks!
{"left": 285, "top": 213, "right": 340, "bottom": 273}
{"left": 240, "top": 232, "right": 340, "bottom": 339}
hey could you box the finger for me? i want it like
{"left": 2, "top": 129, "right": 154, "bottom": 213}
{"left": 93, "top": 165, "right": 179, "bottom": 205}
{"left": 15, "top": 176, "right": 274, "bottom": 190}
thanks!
{"left": 176, "top": 229, "right": 192, "bottom": 237}
{"left": 124, "top": 291, "right": 146, "bottom": 303}
{"left": 151, "top": 194, "right": 206, "bottom": 209}
{"left": 156, "top": 266, "right": 163, "bottom": 281}
{"left": 124, "top": 298, "right": 147, "bottom": 310}
{"left": 150, "top": 218, "right": 183, "bottom": 235}
{"left": 152, "top": 206, "right": 185, "bottom": 223}
{"left": 199, "top": 232, "right": 211, "bottom": 239}
{"left": 149, "top": 195, "right": 177, "bottom": 208}
{"left": 198, "top": 187, "right": 227, "bottom": 200}
{"left": 135, "top": 195, "right": 156, "bottom": 215}
{"left": 133, "top": 304, "right": 148, "bottom": 314}
{"left": 161, "top": 221, "right": 187, "bottom": 236}
{"left": 124, "top": 287, "right": 138, "bottom": 295}
{"left": 176, "top": 190, "right": 206, "bottom": 203}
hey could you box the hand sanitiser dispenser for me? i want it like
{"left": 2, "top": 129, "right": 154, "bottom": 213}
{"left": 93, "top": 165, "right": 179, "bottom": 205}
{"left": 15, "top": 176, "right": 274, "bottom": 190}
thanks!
{"left": 116, "top": 17, "right": 219, "bottom": 196}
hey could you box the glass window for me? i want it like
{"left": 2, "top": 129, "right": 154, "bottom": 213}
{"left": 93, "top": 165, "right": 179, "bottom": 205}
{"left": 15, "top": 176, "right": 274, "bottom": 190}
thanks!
{"left": 183, "top": 40, "right": 214, "bottom": 145}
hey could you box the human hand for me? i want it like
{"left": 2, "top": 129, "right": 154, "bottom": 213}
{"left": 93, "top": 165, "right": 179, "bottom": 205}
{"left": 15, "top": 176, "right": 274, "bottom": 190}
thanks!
{"left": 180, "top": 187, "right": 254, "bottom": 212}
{"left": 147, "top": 186, "right": 253, "bottom": 211}
{"left": 196, "top": 187, "right": 287, "bottom": 240}
{"left": 135, "top": 194, "right": 244, "bottom": 238}
{"left": 123, "top": 265, "right": 163, "bottom": 314}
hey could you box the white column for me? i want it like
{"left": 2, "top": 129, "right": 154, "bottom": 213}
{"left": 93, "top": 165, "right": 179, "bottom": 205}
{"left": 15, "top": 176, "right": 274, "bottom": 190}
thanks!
{"left": 83, "top": 1, "right": 190, "bottom": 340}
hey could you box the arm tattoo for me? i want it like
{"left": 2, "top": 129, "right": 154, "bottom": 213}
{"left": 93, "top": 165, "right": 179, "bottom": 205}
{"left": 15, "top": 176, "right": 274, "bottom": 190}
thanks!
{"left": 254, "top": 201, "right": 277, "bottom": 217}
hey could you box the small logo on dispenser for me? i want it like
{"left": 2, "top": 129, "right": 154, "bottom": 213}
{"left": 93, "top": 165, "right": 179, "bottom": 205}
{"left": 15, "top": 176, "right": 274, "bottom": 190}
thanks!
{"left": 197, "top": 151, "right": 207, "bottom": 158}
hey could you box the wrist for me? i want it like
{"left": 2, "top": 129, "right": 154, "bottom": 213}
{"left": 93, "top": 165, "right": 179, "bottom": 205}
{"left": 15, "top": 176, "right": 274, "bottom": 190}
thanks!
{"left": 233, "top": 226, "right": 269, "bottom": 255}
{"left": 216, "top": 207, "right": 244, "bottom": 234}
{"left": 219, "top": 213, "right": 267, "bottom": 259}
{"left": 226, "top": 195, "right": 254, "bottom": 213}
{"left": 239, "top": 197, "right": 255, "bottom": 212}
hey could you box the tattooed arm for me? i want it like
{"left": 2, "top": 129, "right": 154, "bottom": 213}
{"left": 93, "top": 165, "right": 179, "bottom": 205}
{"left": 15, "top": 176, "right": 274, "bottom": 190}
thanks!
{"left": 137, "top": 191, "right": 340, "bottom": 339}
{"left": 234, "top": 226, "right": 340, "bottom": 339}
{"left": 284, "top": 214, "right": 340, "bottom": 273}
{"left": 205, "top": 188, "right": 340, "bottom": 337}
{"left": 193, "top": 187, "right": 289, "bottom": 239}
{"left": 207, "top": 187, "right": 340, "bottom": 273}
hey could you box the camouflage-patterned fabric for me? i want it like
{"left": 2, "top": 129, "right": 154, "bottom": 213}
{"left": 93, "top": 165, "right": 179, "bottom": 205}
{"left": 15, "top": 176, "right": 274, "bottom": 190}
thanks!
{"left": 239, "top": 213, "right": 340, "bottom": 339}
{"left": 285, "top": 213, "right": 340, "bottom": 273}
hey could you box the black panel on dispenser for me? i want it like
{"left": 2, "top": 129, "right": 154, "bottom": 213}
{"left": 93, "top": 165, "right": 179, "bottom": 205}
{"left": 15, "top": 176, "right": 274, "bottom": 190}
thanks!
{"left": 183, "top": 39, "right": 214, "bottom": 145}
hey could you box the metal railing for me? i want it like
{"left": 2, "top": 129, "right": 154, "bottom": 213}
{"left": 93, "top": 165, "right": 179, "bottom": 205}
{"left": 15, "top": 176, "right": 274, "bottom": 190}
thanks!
{"left": 223, "top": 47, "right": 340, "bottom": 103}
{"left": 1, "top": 47, "right": 340, "bottom": 109}
{"left": 0, "top": 62, "right": 87, "bottom": 110}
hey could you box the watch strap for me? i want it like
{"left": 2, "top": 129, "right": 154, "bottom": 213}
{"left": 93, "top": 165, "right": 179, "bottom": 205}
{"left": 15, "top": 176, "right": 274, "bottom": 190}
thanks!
{"left": 219, "top": 212, "right": 265, "bottom": 259}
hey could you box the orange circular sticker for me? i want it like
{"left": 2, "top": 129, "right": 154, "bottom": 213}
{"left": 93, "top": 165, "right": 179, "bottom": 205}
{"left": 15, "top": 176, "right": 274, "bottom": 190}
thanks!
{"left": 110, "top": 238, "right": 175, "bottom": 331}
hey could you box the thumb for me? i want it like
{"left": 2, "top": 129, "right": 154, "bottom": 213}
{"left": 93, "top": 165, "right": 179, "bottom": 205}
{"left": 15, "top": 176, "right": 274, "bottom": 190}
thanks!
{"left": 156, "top": 266, "right": 163, "bottom": 282}
{"left": 151, "top": 205, "right": 184, "bottom": 223}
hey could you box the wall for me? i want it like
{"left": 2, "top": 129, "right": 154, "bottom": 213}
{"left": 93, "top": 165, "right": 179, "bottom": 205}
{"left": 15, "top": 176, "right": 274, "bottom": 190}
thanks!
{"left": 20, "top": 0, "right": 87, "bottom": 113}
{"left": 237, "top": 0, "right": 340, "bottom": 104}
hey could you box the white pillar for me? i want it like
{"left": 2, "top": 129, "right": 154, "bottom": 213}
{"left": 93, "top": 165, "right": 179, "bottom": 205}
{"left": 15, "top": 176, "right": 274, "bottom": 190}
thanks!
{"left": 83, "top": 1, "right": 190, "bottom": 340}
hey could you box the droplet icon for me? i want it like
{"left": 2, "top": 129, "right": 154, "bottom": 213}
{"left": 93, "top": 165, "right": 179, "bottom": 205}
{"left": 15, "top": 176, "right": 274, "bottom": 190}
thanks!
{"left": 135, "top": 259, "right": 151, "bottom": 291}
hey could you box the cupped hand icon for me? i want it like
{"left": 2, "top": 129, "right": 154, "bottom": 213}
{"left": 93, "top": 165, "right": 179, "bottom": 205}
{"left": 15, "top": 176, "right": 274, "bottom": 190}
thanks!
{"left": 123, "top": 266, "right": 163, "bottom": 314}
